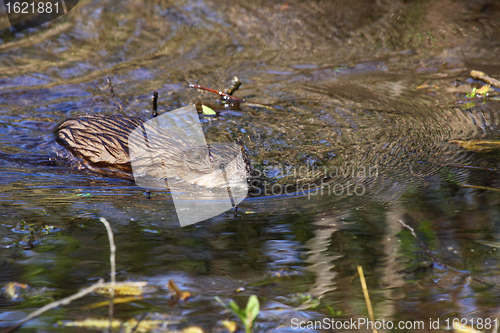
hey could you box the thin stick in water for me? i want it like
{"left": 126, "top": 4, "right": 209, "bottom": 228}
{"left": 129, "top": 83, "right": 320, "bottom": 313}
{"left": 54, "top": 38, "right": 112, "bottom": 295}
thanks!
{"left": 107, "top": 77, "right": 116, "bottom": 98}
{"left": 99, "top": 217, "right": 116, "bottom": 333}
{"left": 106, "top": 77, "right": 124, "bottom": 110}
{"left": 1, "top": 218, "right": 119, "bottom": 333}
{"left": 357, "top": 265, "right": 377, "bottom": 333}
{"left": 225, "top": 77, "right": 242, "bottom": 96}
{"left": 151, "top": 91, "right": 158, "bottom": 118}
{"left": 397, "top": 220, "right": 444, "bottom": 266}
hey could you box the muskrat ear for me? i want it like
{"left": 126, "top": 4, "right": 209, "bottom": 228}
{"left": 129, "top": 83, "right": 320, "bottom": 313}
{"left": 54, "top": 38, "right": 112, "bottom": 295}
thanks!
{"left": 151, "top": 91, "right": 159, "bottom": 118}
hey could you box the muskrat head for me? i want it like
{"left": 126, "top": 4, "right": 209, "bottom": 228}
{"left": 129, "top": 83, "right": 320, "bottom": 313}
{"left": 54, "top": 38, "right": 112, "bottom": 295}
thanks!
{"left": 130, "top": 138, "right": 251, "bottom": 192}
{"left": 180, "top": 144, "right": 250, "bottom": 190}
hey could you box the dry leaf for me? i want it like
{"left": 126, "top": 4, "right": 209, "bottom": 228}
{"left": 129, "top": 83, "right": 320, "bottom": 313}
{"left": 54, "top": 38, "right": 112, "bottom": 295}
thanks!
{"left": 85, "top": 296, "right": 144, "bottom": 309}
{"left": 417, "top": 83, "right": 437, "bottom": 90}
{"left": 4, "top": 282, "right": 28, "bottom": 299}
{"left": 476, "top": 84, "right": 492, "bottom": 95}
{"left": 168, "top": 280, "right": 191, "bottom": 301}
{"left": 95, "top": 281, "right": 149, "bottom": 296}
{"left": 222, "top": 320, "right": 238, "bottom": 332}
{"left": 62, "top": 318, "right": 165, "bottom": 333}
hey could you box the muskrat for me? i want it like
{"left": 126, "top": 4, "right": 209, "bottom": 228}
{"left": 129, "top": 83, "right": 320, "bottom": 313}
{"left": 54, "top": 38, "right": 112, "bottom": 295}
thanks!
{"left": 55, "top": 104, "right": 254, "bottom": 190}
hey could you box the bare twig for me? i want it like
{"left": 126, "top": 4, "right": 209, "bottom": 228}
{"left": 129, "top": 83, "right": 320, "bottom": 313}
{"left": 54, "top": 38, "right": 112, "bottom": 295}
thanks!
{"left": 398, "top": 220, "right": 430, "bottom": 253}
{"left": 130, "top": 312, "right": 148, "bottom": 333}
{"left": 107, "top": 77, "right": 116, "bottom": 98}
{"left": 99, "top": 217, "right": 116, "bottom": 333}
{"left": 397, "top": 220, "right": 466, "bottom": 274}
{"left": 0, "top": 279, "right": 106, "bottom": 333}
{"left": 1, "top": 218, "right": 118, "bottom": 333}
{"left": 357, "top": 266, "right": 377, "bottom": 333}
{"left": 189, "top": 84, "right": 245, "bottom": 103}
{"left": 151, "top": 91, "right": 158, "bottom": 118}
{"left": 225, "top": 77, "right": 242, "bottom": 96}
{"left": 106, "top": 77, "right": 124, "bottom": 111}
{"left": 397, "top": 220, "right": 444, "bottom": 265}
{"left": 244, "top": 102, "right": 275, "bottom": 110}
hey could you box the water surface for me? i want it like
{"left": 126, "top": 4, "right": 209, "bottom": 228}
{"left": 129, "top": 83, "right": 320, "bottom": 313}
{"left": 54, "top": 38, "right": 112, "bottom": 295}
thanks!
{"left": 1, "top": 0, "right": 500, "bottom": 332}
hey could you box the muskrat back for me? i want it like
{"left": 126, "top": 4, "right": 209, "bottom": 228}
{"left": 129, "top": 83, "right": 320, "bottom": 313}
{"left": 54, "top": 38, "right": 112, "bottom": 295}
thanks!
{"left": 56, "top": 115, "right": 143, "bottom": 178}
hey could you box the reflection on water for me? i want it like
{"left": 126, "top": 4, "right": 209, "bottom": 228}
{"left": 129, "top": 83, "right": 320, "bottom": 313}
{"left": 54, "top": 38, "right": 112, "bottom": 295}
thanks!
{"left": 1, "top": 0, "right": 500, "bottom": 331}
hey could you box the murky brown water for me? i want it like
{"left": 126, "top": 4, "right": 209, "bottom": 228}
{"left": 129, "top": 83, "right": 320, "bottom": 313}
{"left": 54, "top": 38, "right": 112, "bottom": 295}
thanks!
{"left": 2, "top": 0, "right": 500, "bottom": 332}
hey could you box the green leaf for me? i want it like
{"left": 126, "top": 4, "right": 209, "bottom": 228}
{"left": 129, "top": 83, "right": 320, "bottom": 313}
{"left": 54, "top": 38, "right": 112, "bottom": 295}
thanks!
{"left": 246, "top": 295, "right": 259, "bottom": 323}
{"left": 229, "top": 301, "right": 243, "bottom": 315}
{"left": 215, "top": 296, "right": 230, "bottom": 310}
{"left": 201, "top": 105, "right": 216, "bottom": 115}
{"left": 216, "top": 298, "right": 245, "bottom": 319}
{"left": 216, "top": 296, "right": 260, "bottom": 333}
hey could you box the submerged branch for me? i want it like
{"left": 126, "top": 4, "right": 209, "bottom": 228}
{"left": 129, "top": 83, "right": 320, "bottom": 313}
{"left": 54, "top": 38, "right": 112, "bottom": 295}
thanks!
{"left": 2, "top": 218, "right": 118, "bottom": 333}
{"left": 1, "top": 279, "right": 106, "bottom": 333}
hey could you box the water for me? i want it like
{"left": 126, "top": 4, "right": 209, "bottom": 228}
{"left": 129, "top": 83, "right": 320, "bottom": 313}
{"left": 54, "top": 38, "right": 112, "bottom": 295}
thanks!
{"left": 1, "top": 0, "right": 500, "bottom": 331}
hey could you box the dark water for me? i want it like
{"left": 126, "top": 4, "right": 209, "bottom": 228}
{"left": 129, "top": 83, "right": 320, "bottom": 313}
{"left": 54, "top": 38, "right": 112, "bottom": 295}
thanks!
{"left": 2, "top": 0, "right": 500, "bottom": 332}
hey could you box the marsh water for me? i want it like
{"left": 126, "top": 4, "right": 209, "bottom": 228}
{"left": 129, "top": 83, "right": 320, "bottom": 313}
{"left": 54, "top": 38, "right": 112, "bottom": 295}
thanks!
{"left": 1, "top": 0, "right": 500, "bottom": 332}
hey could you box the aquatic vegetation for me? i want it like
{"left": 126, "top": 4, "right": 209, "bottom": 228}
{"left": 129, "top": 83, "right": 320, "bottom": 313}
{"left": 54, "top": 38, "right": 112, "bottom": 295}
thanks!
{"left": 216, "top": 295, "right": 260, "bottom": 333}
{"left": 466, "top": 87, "right": 477, "bottom": 99}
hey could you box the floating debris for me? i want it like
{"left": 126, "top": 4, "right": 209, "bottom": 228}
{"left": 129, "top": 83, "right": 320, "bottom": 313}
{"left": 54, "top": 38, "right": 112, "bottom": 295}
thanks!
{"left": 61, "top": 318, "right": 166, "bottom": 333}
{"left": 476, "top": 84, "right": 492, "bottom": 96}
{"left": 221, "top": 320, "right": 238, "bottom": 333}
{"left": 85, "top": 296, "right": 145, "bottom": 310}
{"left": 4, "top": 282, "right": 28, "bottom": 300}
{"left": 167, "top": 280, "right": 191, "bottom": 301}
{"left": 201, "top": 104, "right": 216, "bottom": 116}
{"left": 95, "top": 281, "right": 149, "bottom": 297}
{"left": 471, "top": 70, "right": 500, "bottom": 89}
